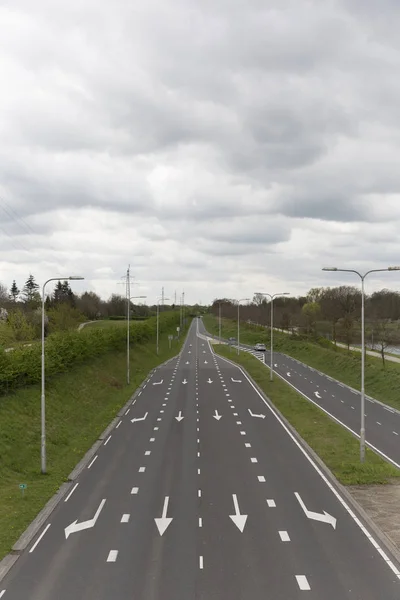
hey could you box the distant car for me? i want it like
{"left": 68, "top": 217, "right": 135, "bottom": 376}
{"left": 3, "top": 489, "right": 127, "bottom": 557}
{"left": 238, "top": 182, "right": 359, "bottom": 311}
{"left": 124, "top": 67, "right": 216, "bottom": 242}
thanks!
{"left": 228, "top": 337, "right": 237, "bottom": 344}
{"left": 254, "top": 343, "right": 266, "bottom": 351}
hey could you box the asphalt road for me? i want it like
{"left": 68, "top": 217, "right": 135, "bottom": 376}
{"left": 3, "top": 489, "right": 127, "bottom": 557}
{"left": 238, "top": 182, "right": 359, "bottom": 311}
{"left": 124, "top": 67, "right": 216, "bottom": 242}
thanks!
{"left": 1, "top": 319, "right": 400, "bottom": 598}
{"left": 200, "top": 321, "right": 400, "bottom": 470}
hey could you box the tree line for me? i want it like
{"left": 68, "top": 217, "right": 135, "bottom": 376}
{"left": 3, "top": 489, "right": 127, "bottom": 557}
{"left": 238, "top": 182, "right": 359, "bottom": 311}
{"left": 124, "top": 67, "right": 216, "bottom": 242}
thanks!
{"left": 211, "top": 286, "right": 400, "bottom": 363}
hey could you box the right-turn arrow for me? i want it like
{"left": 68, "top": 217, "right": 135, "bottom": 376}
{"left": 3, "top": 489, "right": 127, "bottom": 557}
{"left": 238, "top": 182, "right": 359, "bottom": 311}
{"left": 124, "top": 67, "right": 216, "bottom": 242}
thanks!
{"left": 294, "top": 492, "right": 336, "bottom": 529}
{"left": 248, "top": 408, "right": 265, "bottom": 419}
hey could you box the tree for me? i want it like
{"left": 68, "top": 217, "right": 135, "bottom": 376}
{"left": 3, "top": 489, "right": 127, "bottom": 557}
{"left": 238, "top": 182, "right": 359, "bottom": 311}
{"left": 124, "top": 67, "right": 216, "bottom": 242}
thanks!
{"left": 320, "top": 287, "right": 346, "bottom": 346}
{"left": 22, "top": 274, "right": 40, "bottom": 306}
{"left": 9, "top": 280, "right": 20, "bottom": 302}
{"left": 373, "top": 319, "right": 395, "bottom": 368}
{"left": 107, "top": 294, "right": 126, "bottom": 317}
{"left": 301, "top": 302, "right": 320, "bottom": 335}
{"left": 0, "top": 282, "right": 8, "bottom": 303}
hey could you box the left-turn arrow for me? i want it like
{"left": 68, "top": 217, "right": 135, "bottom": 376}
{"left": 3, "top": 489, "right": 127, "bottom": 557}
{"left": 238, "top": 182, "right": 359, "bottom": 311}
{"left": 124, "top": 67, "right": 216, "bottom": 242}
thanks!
{"left": 65, "top": 499, "right": 106, "bottom": 539}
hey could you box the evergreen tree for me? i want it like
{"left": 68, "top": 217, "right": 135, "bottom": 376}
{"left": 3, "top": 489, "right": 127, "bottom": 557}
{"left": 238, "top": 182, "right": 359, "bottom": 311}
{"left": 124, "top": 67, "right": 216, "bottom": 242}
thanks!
{"left": 22, "top": 274, "right": 40, "bottom": 303}
{"left": 9, "top": 280, "right": 20, "bottom": 302}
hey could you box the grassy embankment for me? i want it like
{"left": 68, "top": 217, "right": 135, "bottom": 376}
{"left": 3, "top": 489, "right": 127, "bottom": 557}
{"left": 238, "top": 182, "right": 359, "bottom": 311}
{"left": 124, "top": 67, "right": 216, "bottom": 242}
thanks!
{"left": 0, "top": 324, "right": 186, "bottom": 561}
{"left": 213, "top": 344, "right": 400, "bottom": 487}
{"left": 203, "top": 314, "right": 400, "bottom": 412}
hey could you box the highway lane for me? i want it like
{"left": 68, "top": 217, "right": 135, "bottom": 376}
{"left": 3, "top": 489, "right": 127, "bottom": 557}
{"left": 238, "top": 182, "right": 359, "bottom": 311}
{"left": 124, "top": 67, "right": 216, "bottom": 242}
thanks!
{"left": 198, "top": 319, "right": 400, "bottom": 468}
{"left": 2, "top": 319, "right": 400, "bottom": 598}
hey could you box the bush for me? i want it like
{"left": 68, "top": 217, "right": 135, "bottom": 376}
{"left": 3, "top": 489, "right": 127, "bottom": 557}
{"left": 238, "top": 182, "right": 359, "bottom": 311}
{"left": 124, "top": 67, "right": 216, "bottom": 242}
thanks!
{"left": 0, "top": 311, "right": 182, "bottom": 395}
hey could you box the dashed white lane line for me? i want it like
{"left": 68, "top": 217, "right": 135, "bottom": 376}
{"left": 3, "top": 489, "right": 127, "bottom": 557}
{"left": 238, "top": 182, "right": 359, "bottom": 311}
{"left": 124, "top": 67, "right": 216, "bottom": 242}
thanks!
{"left": 107, "top": 550, "right": 118, "bottom": 562}
{"left": 150, "top": 437, "right": 155, "bottom": 442}
{"left": 236, "top": 421, "right": 242, "bottom": 425}
{"left": 198, "top": 451, "right": 200, "bottom": 457}
{"left": 198, "top": 468, "right": 201, "bottom": 475}
{"left": 199, "top": 518, "right": 203, "bottom": 527}
{"left": 240, "top": 431, "right": 246, "bottom": 436}
{"left": 131, "top": 487, "right": 139, "bottom": 494}
{"left": 279, "top": 531, "right": 290, "bottom": 542}
{"left": 377, "top": 421, "right": 382, "bottom": 426}
{"left": 296, "top": 575, "right": 310, "bottom": 590}
{"left": 251, "top": 457, "right": 257, "bottom": 463}
{"left": 145, "top": 451, "right": 151, "bottom": 456}
{"left": 245, "top": 443, "right": 251, "bottom": 448}
{"left": 125, "top": 409, "right": 130, "bottom": 415}
{"left": 157, "top": 418, "right": 162, "bottom": 422}
{"left": 64, "top": 482, "right": 79, "bottom": 502}
{"left": 197, "top": 438, "right": 200, "bottom": 443}
{"left": 88, "top": 455, "right": 98, "bottom": 469}
{"left": 198, "top": 489, "right": 202, "bottom": 497}
{"left": 394, "top": 431, "right": 399, "bottom": 436}
{"left": 121, "top": 514, "right": 130, "bottom": 523}
{"left": 0, "top": 590, "right": 5, "bottom": 598}
{"left": 104, "top": 435, "right": 112, "bottom": 446}
{"left": 116, "top": 420, "right": 122, "bottom": 428}
{"left": 29, "top": 523, "right": 51, "bottom": 553}
{"left": 258, "top": 476, "right": 266, "bottom": 482}
{"left": 154, "top": 427, "right": 159, "bottom": 431}
{"left": 233, "top": 413, "right": 238, "bottom": 416}
{"left": 351, "top": 406, "right": 355, "bottom": 410}
{"left": 139, "top": 467, "right": 145, "bottom": 473}
{"left": 199, "top": 556, "right": 204, "bottom": 569}
{"left": 267, "top": 499, "right": 276, "bottom": 507}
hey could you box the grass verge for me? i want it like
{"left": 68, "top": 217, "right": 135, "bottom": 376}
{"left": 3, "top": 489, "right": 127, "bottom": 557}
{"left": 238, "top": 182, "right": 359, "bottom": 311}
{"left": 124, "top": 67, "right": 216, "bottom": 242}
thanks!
{"left": 203, "top": 315, "right": 400, "bottom": 412}
{"left": 0, "top": 329, "right": 186, "bottom": 561}
{"left": 213, "top": 344, "right": 400, "bottom": 486}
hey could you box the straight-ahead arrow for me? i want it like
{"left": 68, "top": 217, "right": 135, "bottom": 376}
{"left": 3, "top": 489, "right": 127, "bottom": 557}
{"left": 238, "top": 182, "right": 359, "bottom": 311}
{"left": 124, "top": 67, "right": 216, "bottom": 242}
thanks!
{"left": 131, "top": 412, "right": 148, "bottom": 423}
{"left": 65, "top": 499, "right": 106, "bottom": 539}
{"left": 175, "top": 411, "right": 184, "bottom": 422}
{"left": 294, "top": 492, "right": 336, "bottom": 529}
{"left": 182, "top": 379, "right": 188, "bottom": 385}
{"left": 155, "top": 496, "right": 173, "bottom": 536}
{"left": 213, "top": 410, "right": 222, "bottom": 420}
{"left": 231, "top": 377, "right": 242, "bottom": 383}
{"left": 207, "top": 378, "right": 213, "bottom": 383}
{"left": 153, "top": 380, "right": 163, "bottom": 385}
{"left": 248, "top": 408, "right": 265, "bottom": 419}
{"left": 229, "top": 494, "right": 247, "bottom": 532}
{"left": 204, "top": 360, "right": 208, "bottom": 364}
{"left": 314, "top": 391, "right": 321, "bottom": 399}
{"left": 188, "top": 351, "right": 191, "bottom": 354}
{"left": 186, "top": 361, "right": 190, "bottom": 365}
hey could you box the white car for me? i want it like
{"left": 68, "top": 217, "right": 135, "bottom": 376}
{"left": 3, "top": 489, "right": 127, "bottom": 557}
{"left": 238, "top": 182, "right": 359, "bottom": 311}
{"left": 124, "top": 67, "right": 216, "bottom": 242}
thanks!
{"left": 254, "top": 343, "right": 266, "bottom": 351}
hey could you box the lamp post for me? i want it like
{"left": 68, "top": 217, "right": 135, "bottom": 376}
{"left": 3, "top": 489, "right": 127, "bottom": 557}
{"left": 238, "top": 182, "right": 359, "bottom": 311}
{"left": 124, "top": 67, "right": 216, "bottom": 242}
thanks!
{"left": 255, "top": 292, "right": 289, "bottom": 380}
{"left": 157, "top": 297, "right": 169, "bottom": 355}
{"left": 322, "top": 265, "right": 400, "bottom": 462}
{"left": 218, "top": 301, "right": 222, "bottom": 343}
{"left": 41, "top": 275, "right": 84, "bottom": 474}
{"left": 237, "top": 298, "right": 250, "bottom": 355}
{"left": 126, "top": 295, "right": 147, "bottom": 384}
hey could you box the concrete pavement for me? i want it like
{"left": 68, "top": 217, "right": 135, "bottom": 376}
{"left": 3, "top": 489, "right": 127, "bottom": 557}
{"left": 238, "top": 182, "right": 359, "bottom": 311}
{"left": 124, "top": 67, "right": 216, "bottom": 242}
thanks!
{"left": 1, "top": 319, "right": 399, "bottom": 598}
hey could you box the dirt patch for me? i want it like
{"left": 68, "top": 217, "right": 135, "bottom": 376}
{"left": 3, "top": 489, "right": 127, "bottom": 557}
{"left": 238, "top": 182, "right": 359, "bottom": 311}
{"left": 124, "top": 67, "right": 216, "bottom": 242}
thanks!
{"left": 348, "top": 479, "right": 400, "bottom": 549}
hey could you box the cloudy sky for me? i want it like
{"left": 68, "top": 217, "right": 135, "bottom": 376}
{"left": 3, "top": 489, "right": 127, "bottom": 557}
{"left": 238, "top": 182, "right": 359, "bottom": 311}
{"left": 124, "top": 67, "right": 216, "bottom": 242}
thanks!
{"left": 1, "top": 0, "right": 400, "bottom": 305}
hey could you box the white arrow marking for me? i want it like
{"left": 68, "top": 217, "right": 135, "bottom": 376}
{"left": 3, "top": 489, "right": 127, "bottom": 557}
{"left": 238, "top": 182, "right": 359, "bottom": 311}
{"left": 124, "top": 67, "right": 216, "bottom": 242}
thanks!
{"left": 229, "top": 494, "right": 248, "bottom": 532}
{"left": 131, "top": 411, "right": 148, "bottom": 423}
{"left": 65, "top": 499, "right": 106, "bottom": 539}
{"left": 213, "top": 410, "right": 222, "bottom": 420}
{"left": 207, "top": 378, "right": 213, "bottom": 383}
{"left": 294, "top": 492, "right": 336, "bottom": 529}
{"left": 248, "top": 408, "right": 265, "bottom": 419}
{"left": 153, "top": 380, "right": 163, "bottom": 385}
{"left": 231, "top": 378, "right": 242, "bottom": 383}
{"left": 155, "top": 496, "right": 173, "bottom": 536}
{"left": 175, "top": 411, "right": 184, "bottom": 422}
{"left": 188, "top": 351, "right": 191, "bottom": 354}
{"left": 203, "top": 350, "right": 206, "bottom": 353}
{"left": 186, "top": 361, "right": 190, "bottom": 364}
{"left": 287, "top": 372, "right": 291, "bottom": 377}
{"left": 182, "top": 379, "right": 188, "bottom": 385}
{"left": 314, "top": 391, "right": 321, "bottom": 399}
{"left": 274, "top": 364, "right": 278, "bottom": 367}
{"left": 204, "top": 360, "right": 208, "bottom": 364}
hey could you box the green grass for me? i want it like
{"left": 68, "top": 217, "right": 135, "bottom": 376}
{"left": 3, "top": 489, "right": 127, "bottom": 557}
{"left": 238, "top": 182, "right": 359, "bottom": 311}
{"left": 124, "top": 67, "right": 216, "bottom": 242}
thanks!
{"left": 213, "top": 345, "right": 400, "bottom": 486}
{"left": 0, "top": 328, "right": 186, "bottom": 560}
{"left": 204, "top": 314, "right": 400, "bottom": 412}
{"left": 80, "top": 319, "right": 128, "bottom": 331}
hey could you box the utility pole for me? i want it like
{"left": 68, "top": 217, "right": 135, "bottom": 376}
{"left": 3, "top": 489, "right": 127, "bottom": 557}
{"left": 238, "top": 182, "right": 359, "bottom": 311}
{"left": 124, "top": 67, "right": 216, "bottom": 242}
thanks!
{"left": 182, "top": 291, "right": 185, "bottom": 328}
{"left": 161, "top": 286, "right": 164, "bottom": 309}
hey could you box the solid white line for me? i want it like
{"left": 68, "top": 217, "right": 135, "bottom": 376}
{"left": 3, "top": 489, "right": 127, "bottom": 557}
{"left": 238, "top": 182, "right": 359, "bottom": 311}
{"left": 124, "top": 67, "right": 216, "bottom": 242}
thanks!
{"left": 29, "top": 523, "right": 51, "bottom": 553}
{"left": 107, "top": 550, "right": 118, "bottom": 562}
{"left": 199, "top": 518, "right": 202, "bottom": 527}
{"left": 251, "top": 457, "right": 257, "bottom": 463}
{"left": 215, "top": 350, "right": 400, "bottom": 579}
{"left": 0, "top": 590, "right": 5, "bottom": 598}
{"left": 296, "top": 575, "right": 310, "bottom": 590}
{"left": 279, "top": 531, "right": 290, "bottom": 542}
{"left": 121, "top": 514, "right": 130, "bottom": 523}
{"left": 64, "top": 483, "right": 79, "bottom": 502}
{"left": 139, "top": 467, "right": 145, "bottom": 472}
{"left": 88, "top": 455, "right": 98, "bottom": 469}
{"left": 385, "top": 406, "right": 395, "bottom": 413}
{"left": 116, "top": 420, "right": 122, "bottom": 428}
{"left": 104, "top": 435, "right": 111, "bottom": 446}
{"left": 267, "top": 499, "right": 276, "bottom": 507}
{"left": 199, "top": 556, "right": 204, "bottom": 569}
{"left": 125, "top": 409, "right": 130, "bottom": 415}
{"left": 258, "top": 476, "right": 266, "bottom": 482}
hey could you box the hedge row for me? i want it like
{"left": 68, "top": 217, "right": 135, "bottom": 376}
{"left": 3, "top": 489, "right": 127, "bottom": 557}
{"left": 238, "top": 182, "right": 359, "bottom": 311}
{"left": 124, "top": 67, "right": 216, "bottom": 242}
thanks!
{"left": 0, "top": 312, "right": 180, "bottom": 395}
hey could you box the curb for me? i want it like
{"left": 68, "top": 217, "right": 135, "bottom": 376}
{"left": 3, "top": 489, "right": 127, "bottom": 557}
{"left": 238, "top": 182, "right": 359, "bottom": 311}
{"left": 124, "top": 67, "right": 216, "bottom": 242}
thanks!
{"left": 212, "top": 347, "right": 400, "bottom": 566}
{"left": 0, "top": 348, "right": 182, "bottom": 584}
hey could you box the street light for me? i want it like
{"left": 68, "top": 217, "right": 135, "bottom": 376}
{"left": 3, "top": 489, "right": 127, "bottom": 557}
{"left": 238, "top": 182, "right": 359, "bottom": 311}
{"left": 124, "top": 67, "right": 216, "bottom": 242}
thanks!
{"left": 157, "top": 297, "right": 169, "bottom": 355}
{"left": 237, "top": 298, "right": 250, "bottom": 355}
{"left": 255, "top": 292, "right": 289, "bottom": 380}
{"left": 322, "top": 265, "right": 400, "bottom": 462}
{"left": 126, "top": 295, "right": 147, "bottom": 385}
{"left": 41, "top": 275, "right": 84, "bottom": 474}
